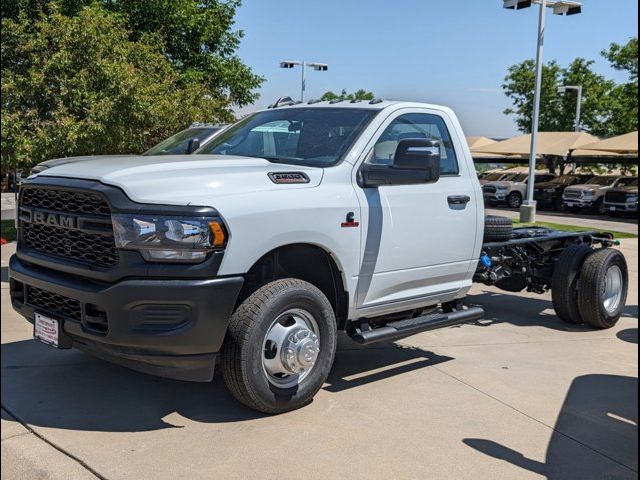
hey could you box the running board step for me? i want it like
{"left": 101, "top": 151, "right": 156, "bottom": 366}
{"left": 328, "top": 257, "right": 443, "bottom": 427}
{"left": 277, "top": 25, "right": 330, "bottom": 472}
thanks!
{"left": 349, "top": 307, "right": 484, "bottom": 346}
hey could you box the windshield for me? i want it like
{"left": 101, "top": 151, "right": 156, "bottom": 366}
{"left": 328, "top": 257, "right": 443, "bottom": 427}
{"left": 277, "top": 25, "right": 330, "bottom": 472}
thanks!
{"left": 550, "top": 175, "right": 578, "bottom": 185}
{"left": 586, "top": 176, "right": 617, "bottom": 186}
{"left": 143, "top": 127, "right": 220, "bottom": 156}
{"left": 511, "top": 174, "right": 528, "bottom": 182}
{"left": 616, "top": 177, "right": 638, "bottom": 187}
{"left": 484, "top": 173, "right": 504, "bottom": 181}
{"left": 197, "top": 108, "right": 377, "bottom": 167}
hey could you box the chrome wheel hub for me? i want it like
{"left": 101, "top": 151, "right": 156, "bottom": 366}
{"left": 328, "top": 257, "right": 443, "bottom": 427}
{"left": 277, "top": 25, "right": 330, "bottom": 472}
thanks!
{"left": 262, "top": 309, "right": 320, "bottom": 388}
{"left": 602, "top": 265, "right": 624, "bottom": 314}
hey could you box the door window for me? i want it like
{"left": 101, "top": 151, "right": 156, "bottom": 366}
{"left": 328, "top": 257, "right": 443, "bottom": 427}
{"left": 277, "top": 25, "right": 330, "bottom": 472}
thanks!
{"left": 370, "top": 113, "right": 459, "bottom": 175}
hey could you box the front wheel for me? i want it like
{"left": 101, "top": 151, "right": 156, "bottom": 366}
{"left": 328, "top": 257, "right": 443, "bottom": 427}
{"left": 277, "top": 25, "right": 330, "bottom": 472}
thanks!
{"left": 220, "top": 278, "right": 337, "bottom": 413}
{"left": 507, "top": 192, "right": 523, "bottom": 209}
{"left": 593, "top": 198, "right": 606, "bottom": 215}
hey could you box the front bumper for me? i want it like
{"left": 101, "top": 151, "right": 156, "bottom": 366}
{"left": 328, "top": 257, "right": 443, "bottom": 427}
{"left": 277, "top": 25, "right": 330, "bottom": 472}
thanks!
{"left": 533, "top": 190, "right": 559, "bottom": 207}
{"left": 9, "top": 255, "right": 243, "bottom": 382}
{"left": 604, "top": 202, "right": 638, "bottom": 213}
{"left": 562, "top": 197, "right": 596, "bottom": 208}
{"left": 483, "top": 192, "right": 508, "bottom": 203}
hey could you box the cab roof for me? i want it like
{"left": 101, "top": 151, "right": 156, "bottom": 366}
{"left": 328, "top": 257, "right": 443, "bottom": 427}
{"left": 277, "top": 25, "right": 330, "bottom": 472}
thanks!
{"left": 261, "top": 99, "right": 452, "bottom": 113}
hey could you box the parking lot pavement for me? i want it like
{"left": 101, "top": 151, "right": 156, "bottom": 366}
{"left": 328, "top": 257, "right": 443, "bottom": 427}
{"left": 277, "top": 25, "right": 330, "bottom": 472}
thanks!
{"left": 1, "top": 193, "right": 16, "bottom": 221}
{"left": 485, "top": 207, "right": 639, "bottom": 235}
{"left": 1, "top": 241, "right": 638, "bottom": 480}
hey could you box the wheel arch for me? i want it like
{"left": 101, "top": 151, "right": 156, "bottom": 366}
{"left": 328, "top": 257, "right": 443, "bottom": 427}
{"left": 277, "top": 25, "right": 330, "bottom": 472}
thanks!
{"left": 236, "top": 243, "right": 350, "bottom": 329}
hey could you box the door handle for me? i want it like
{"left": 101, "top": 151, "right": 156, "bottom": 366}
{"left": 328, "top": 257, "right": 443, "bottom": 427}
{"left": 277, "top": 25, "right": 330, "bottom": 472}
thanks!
{"left": 448, "top": 195, "right": 471, "bottom": 205}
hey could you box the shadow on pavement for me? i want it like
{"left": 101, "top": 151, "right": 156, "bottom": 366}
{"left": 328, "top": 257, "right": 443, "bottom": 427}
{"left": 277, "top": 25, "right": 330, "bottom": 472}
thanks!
{"left": 324, "top": 339, "right": 453, "bottom": 393}
{"left": 468, "top": 290, "right": 638, "bottom": 332}
{"left": 617, "top": 328, "right": 639, "bottom": 344}
{"left": 1, "top": 334, "right": 449, "bottom": 432}
{"left": 464, "top": 374, "right": 638, "bottom": 480}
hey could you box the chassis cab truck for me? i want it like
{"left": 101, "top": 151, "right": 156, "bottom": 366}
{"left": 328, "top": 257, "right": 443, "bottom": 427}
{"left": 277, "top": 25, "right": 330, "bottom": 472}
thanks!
{"left": 9, "top": 101, "right": 629, "bottom": 413}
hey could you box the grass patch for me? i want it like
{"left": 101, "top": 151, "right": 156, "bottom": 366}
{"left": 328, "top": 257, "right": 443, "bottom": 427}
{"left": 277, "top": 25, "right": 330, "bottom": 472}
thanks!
{"left": 1, "top": 219, "right": 17, "bottom": 242}
{"left": 513, "top": 220, "right": 638, "bottom": 239}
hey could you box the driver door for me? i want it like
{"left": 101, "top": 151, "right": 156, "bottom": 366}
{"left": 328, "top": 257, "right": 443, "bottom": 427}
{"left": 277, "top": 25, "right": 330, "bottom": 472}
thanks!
{"left": 353, "top": 109, "right": 478, "bottom": 310}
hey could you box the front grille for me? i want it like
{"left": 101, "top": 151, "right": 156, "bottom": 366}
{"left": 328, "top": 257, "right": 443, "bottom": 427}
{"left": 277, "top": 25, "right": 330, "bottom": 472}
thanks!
{"left": 21, "top": 188, "right": 111, "bottom": 216}
{"left": 605, "top": 191, "right": 631, "bottom": 203}
{"left": 25, "top": 285, "right": 81, "bottom": 321}
{"left": 483, "top": 186, "right": 497, "bottom": 194}
{"left": 19, "top": 187, "right": 119, "bottom": 268}
{"left": 564, "top": 190, "right": 582, "bottom": 199}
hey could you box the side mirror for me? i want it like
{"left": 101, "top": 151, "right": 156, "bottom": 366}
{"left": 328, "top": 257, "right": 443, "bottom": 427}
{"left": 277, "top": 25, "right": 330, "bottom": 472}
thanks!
{"left": 394, "top": 139, "right": 441, "bottom": 170}
{"left": 359, "top": 139, "right": 441, "bottom": 188}
{"left": 186, "top": 138, "right": 201, "bottom": 154}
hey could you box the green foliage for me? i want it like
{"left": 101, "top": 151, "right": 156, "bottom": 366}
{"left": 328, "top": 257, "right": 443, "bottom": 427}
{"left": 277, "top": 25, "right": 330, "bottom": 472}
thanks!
{"left": 1, "top": 0, "right": 263, "bottom": 170}
{"left": 602, "top": 38, "right": 638, "bottom": 136}
{"left": 603, "top": 37, "right": 638, "bottom": 81}
{"left": 321, "top": 89, "right": 375, "bottom": 101}
{"left": 503, "top": 37, "right": 638, "bottom": 137}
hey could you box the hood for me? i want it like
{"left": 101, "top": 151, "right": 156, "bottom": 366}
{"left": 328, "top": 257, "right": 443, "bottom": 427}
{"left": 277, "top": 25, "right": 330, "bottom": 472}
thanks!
{"left": 484, "top": 180, "right": 517, "bottom": 188}
{"left": 534, "top": 181, "right": 560, "bottom": 190}
{"left": 608, "top": 186, "right": 638, "bottom": 194}
{"left": 33, "top": 155, "right": 324, "bottom": 205}
{"left": 33, "top": 155, "right": 129, "bottom": 171}
{"left": 565, "top": 184, "right": 610, "bottom": 192}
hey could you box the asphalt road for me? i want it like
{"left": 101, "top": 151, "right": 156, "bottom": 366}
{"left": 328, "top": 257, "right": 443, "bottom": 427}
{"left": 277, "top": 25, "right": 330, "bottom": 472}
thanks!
{"left": 1, "top": 241, "right": 638, "bottom": 480}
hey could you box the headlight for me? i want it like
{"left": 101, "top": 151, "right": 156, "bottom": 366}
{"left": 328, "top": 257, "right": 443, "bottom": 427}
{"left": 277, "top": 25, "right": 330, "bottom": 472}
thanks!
{"left": 627, "top": 196, "right": 638, "bottom": 203}
{"left": 111, "top": 214, "right": 227, "bottom": 263}
{"left": 496, "top": 186, "right": 508, "bottom": 191}
{"left": 544, "top": 188, "right": 556, "bottom": 193}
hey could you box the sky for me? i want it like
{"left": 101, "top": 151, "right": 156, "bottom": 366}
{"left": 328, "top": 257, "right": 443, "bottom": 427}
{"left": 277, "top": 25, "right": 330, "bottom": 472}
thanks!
{"left": 232, "top": 0, "right": 638, "bottom": 138}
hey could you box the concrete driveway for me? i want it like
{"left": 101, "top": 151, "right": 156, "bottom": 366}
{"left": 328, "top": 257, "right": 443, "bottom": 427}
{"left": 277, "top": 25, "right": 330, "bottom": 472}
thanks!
{"left": 1, "top": 241, "right": 638, "bottom": 480}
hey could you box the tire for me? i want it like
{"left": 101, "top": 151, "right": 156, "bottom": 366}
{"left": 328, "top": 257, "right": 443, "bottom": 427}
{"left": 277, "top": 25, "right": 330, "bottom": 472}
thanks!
{"left": 220, "top": 278, "right": 337, "bottom": 413}
{"left": 551, "top": 244, "right": 593, "bottom": 324}
{"left": 577, "top": 249, "right": 629, "bottom": 329}
{"left": 484, "top": 215, "right": 513, "bottom": 242}
{"left": 593, "top": 198, "right": 606, "bottom": 215}
{"left": 507, "top": 192, "right": 523, "bottom": 209}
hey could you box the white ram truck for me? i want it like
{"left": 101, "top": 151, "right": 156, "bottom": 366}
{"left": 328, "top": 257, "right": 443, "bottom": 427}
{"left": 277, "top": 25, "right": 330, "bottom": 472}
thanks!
{"left": 9, "top": 101, "right": 629, "bottom": 413}
{"left": 483, "top": 172, "right": 556, "bottom": 208}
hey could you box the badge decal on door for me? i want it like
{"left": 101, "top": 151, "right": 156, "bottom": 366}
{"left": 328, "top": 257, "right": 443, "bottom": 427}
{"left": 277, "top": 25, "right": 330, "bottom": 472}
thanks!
{"left": 341, "top": 212, "right": 359, "bottom": 228}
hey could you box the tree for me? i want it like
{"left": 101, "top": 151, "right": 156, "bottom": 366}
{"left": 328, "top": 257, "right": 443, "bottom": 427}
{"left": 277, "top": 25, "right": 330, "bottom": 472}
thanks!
{"left": 603, "top": 37, "right": 638, "bottom": 81}
{"left": 502, "top": 38, "right": 638, "bottom": 137}
{"left": 1, "top": 0, "right": 263, "bottom": 107}
{"left": 502, "top": 59, "right": 614, "bottom": 135}
{"left": 1, "top": 4, "right": 230, "bottom": 170}
{"left": 321, "top": 89, "right": 375, "bottom": 101}
{"left": 602, "top": 38, "right": 638, "bottom": 136}
{"left": 1, "top": 0, "right": 263, "bottom": 170}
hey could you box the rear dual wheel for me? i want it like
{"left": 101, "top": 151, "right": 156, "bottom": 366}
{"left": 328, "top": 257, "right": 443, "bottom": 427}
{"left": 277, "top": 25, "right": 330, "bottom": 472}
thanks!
{"left": 552, "top": 247, "right": 628, "bottom": 329}
{"left": 578, "top": 249, "right": 628, "bottom": 329}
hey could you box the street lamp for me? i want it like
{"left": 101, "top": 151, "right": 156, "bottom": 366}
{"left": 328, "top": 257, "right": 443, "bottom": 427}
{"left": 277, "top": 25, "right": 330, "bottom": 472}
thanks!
{"left": 279, "top": 60, "right": 329, "bottom": 102}
{"left": 558, "top": 85, "right": 583, "bottom": 132}
{"left": 503, "top": 0, "right": 583, "bottom": 223}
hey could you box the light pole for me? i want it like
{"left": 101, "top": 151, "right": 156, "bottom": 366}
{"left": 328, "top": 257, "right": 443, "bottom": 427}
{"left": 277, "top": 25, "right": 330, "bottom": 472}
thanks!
{"left": 279, "top": 60, "right": 329, "bottom": 102}
{"left": 558, "top": 85, "right": 583, "bottom": 132}
{"left": 503, "top": 0, "right": 583, "bottom": 223}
